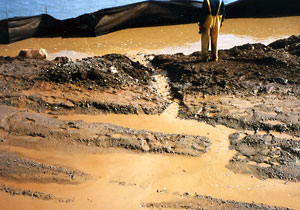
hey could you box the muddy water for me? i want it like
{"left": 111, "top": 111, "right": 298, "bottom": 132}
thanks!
{"left": 0, "top": 16, "right": 300, "bottom": 59}
{"left": 1, "top": 107, "right": 300, "bottom": 209}
{"left": 53, "top": 105, "right": 300, "bottom": 209}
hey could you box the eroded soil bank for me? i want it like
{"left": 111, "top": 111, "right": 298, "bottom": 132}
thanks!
{"left": 0, "top": 35, "right": 300, "bottom": 209}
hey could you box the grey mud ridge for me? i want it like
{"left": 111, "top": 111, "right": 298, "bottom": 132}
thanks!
{"left": 0, "top": 35, "right": 300, "bottom": 209}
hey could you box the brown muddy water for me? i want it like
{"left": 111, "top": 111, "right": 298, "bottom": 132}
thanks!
{"left": 1, "top": 104, "right": 300, "bottom": 210}
{"left": 54, "top": 104, "right": 300, "bottom": 210}
{"left": 0, "top": 16, "right": 300, "bottom": 59}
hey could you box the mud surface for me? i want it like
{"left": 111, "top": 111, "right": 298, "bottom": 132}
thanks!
{"left": 143, "top": 193, "right": 290, "bottom": 210}
{"left": 0, "top": 182, "right": 73, "bottom": 202}
{"left": 150, "top": 35, "right": 300, "bottom": 183}
{"left": 228, "top": 132, "right": 300, "bottom": 182}
{"left": 152, "top": 35, "right": 300, "bottom": 136}
{"left": 1, "top": 35, "right": 300, "bottom": 209}
{"left": 0, "top": 54, "right": 168, "bottom": 115}
{"left": 0, "top": 105, "right": 211, "bottom": 156}
{"left": 0, "top": 150, "right": 90, "bottom": 184}
{"left": 152, "top": 36, "right": 300, "bottom": 97}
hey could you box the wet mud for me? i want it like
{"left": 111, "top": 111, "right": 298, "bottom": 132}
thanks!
{"left": 228, "top": 132, "right": 300, "bottom": 182}
{"left": 143, "top": 193, "right": 290, "bottom": 210}
{"left": 0, "top": 150, "right": 90, "bottom": 184}
{"left": 0, "top": 182, "right": 72, "bottom": 203}
{"left": 0, "top": 105, "right": 211, "bottom": 156}
{"left": 151, "top": 35, "right": 300, "bottom": 136}
{"left": 0, "top": 54, "right": 168, "bottom": 115}
{"left": 149, "top": 35, "right": 300, "bottom": 185}
{"left": 0, "top": 35, "right": 300, "bottom": 209}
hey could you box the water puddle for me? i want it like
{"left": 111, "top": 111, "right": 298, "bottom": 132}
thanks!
{"left": 1, "top": 108, "right": 300, "bottom": 209}
{"left": 151, "top": 33, "right": 279, "bottom": 55}
{"left": 52, "top": 105, "right": 300, "bottom": 209}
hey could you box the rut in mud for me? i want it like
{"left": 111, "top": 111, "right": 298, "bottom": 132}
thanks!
{"left": 0, "top": 35, "right": 300, "bottom": 210}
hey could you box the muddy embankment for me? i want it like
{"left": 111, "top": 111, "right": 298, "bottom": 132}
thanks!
{"left": 0, "top": 35, "right": 300, "bottom": 209}
{"left": 0, "top": 54, "right": 169, "bottom": 115}
{"left": 152, "top": 35, "right": 300, "bottom": 136}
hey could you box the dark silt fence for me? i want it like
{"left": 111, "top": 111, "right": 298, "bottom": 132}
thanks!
{"left": 226, "top": 0, "right": 300, "bottom": 18}
{"left": 1, "top": 0, "right": 300, "bottom": 44}
{"left": 0, "top": 1, "right": 202, "bottom": 44}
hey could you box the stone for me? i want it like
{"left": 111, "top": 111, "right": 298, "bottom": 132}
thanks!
{"left": 18, "top": 48, "right": 48, "bottom": 59}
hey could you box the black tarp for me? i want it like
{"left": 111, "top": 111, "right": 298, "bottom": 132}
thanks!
{"left": 226, "top": 0, "right": 300, "bottom": 18}
{"left": 0, "top": 17, "right": 9, "bottom": 43}
{"left": 0, "top": 14, "right": 62, "bottom": 44}
{"left": 0, "top": 1, "right": 202, "bottom": 44}
{"left": 1, "top": 0, "right": 300, "bottom": 44}
{"left": 92, "top": 1, "right": 202, "bottom": 36}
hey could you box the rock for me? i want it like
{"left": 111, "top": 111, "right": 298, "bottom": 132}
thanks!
{"left": 183, "top": 192, "right": 190, "bottom": 196}
{"left": 54, "top": 56, "right": 70, "bottom": 63}
{"left": 141, "top": 139, "right": 150, "bottom": 152}
{"left": 18, "top": 48, "right": 48, "bottom": 59}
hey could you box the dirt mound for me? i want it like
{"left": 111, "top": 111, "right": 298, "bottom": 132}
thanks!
{"left": 151, "top": 35, "right": 300, "bottom": 137}
{"left": 0, "top": 55, "right": 168, "bottom": 115}
{"left": 0, "top": 56, "right": 53, "bottom": 78}
{"left": 269, "top": 35, "right": 300, "bottom": 56}
{"left": 149, "top": 35, "right": 300, "bottom": 185}
{"left": 43, "top": 54, "right": 152, "bottom": 90}
{"left": 151, "top": 41, "right": 300, "bottom": 97}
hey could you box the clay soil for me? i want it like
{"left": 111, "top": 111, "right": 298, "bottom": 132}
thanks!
{"left": 0, "top": 32, "right": 300, "bottom": 209}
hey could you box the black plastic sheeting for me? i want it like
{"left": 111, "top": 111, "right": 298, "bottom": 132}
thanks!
{"left": 1, "top": 0, "right": 300, "bottom": 44}
{"left": 0, "top": 15, "right": 62, "bottom": 44}
{"left": 0, "top": 1, "right": 202, "bottom": 44}
{"left": 226, "top": 0, "right": 300, "bottom": 18}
